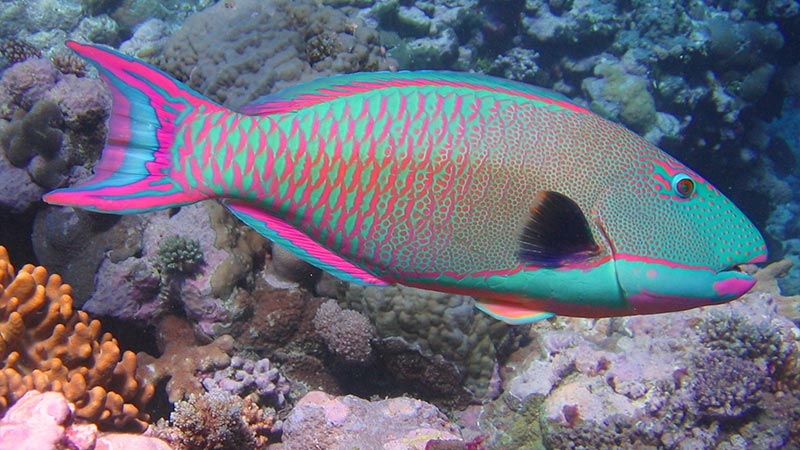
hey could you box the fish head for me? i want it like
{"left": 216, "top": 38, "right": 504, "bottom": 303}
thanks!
{"left": 592, "top": 149, "right": 767, "bottom": 314}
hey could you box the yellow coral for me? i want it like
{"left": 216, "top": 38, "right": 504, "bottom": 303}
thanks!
{"left": 0, "top": 246, "right": 154, "bottom": 430}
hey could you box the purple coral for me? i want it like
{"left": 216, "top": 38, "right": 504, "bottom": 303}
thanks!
{"left": 201, "top": 355, "right": 291, "bottom": 409}
{"left": 44, "top": 75, "right": 111, "bottom": 132}
{"left": 689, "top": 350, "right": 768, "bottom": 420}
{"left": 0, "top": 58, "right": 60, "bottom": 113}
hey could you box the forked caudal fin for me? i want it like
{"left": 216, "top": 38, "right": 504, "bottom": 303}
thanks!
{"left": 44, "top": 41, "right": 224, "bottom": 214}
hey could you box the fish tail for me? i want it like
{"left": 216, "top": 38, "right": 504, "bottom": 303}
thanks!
{"left": 43, "top": 41, "right": 224, "bottom": 214}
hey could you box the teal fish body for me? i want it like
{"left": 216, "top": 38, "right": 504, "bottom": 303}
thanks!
{"left": 45, "top": 42, "right": 767, "bottom": 324}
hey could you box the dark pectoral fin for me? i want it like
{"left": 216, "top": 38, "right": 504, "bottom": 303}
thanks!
{"left": 517, "top": 191, "right": 599, "bottom": 267}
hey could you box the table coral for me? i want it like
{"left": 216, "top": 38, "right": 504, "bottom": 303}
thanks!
{"left": 0, "top": 246, "right": 154, "bottom": 431}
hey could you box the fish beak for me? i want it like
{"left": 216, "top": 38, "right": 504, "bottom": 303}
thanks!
{"left": 713, "top": 253, "right": 767, "bottom": 300}
{"left": 712, "top": 267, "right": 757, "bottom": 301}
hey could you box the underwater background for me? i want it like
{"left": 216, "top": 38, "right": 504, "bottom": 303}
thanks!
{"left": 0, "top": 0, "right": 799, "bottom": 448}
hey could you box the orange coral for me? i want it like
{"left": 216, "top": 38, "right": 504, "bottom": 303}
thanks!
{"left": 0, "top": 246, "right": 154, "bottom": 430}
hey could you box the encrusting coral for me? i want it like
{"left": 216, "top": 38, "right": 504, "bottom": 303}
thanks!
{"left": 0, "top": 246, "right": 154, "bottom": 430}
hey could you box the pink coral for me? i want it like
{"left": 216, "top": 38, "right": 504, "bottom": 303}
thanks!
{"left": 0, "top": 391, "right": 170, "bottom": 450}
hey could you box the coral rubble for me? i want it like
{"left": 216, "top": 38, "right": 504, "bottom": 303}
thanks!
{"left": 0, "top": 246, "right": 153, "bottom": 430}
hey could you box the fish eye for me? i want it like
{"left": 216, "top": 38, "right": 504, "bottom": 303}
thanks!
{"left": 671, "top": 174, "right": 695, "bottom": 198}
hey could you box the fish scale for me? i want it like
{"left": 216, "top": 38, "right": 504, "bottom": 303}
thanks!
{"left": 45, "top": 42, "right": 767, "bottom": 324}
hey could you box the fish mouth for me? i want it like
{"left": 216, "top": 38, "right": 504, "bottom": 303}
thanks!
{"left": 712, "top": 260, "right": 764, "bottom": 300}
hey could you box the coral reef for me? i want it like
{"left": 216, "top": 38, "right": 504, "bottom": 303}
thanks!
{"left": 42, "top": 201, "right": 268, "bottom": 335}
{"left": 32, "top": 207, "right": 145, "bottom": 304}
{"left": 118, "top": 19, "right": 173, "bottom": 58}
{"left": 281, "top": 390, "right": 463, "bottom": 450}
{"left": 0, "top": 391, "right": 170, "bottom": 450}
{"left": 0, "top": 246, "right": 154, "bottom": 430}
{"left": 0, "top": 56, "right": 110, "bottom": 213}
{"left": 2, "top": 1, "right": 798, "bottom": 447}
{"left": 473, "top": 287, "right": 800, "bottom": 449}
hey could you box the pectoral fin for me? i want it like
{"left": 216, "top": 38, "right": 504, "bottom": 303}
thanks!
{"left": 517, "top": 191, "right": 599, "bottom": 267}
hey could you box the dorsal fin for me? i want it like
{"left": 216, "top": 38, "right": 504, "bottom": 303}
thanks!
{"left": 517, "top": 191, "right": 599, "bottom": 267}
{"left": 238, "top": 71, "right": 589, "bottom": 116}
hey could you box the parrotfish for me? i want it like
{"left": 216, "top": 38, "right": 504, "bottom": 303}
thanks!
{"left": 45, "top": 42, "right": 767, "bottom": 324}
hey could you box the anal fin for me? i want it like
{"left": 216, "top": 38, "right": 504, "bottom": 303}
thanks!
{"left": 224, "top": 200, "right": 390, "bottom": 286}
{"left": 475, "top": 297, "right": 555, "bottom": 324}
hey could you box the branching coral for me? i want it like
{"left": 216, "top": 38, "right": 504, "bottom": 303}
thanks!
{"left": 0, "top": 246, "right": 154, "bottom": 430}
{"left": 50, "top": 52, "right": 88, "bottom": 77}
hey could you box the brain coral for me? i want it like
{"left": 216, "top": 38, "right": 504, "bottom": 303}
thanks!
{"left": 0, "top": 246, "right": 154, "bottom": 430}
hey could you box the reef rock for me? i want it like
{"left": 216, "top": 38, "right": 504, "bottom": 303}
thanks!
{"left": 282, "top": 390, "right": 463, "bottom": 450}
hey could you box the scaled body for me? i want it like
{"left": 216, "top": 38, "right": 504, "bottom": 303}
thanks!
{"left": 45, "top": 42, "right": 767, "bottom": 323}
